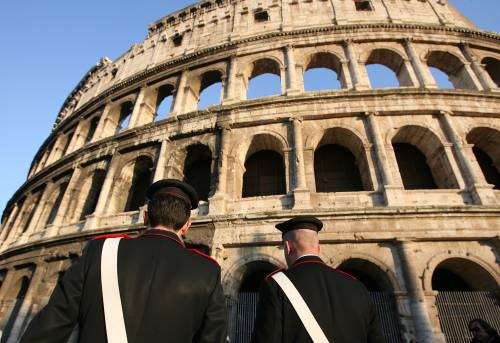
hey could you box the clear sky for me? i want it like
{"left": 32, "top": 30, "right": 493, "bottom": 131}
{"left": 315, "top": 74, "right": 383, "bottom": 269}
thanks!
{"left": 0, "top": 0, "right": 498, "bottom": 215}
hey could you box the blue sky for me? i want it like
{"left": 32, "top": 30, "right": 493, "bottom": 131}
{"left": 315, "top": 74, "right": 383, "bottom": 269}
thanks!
{"left": 0, "top": 0, "right": 498, "bottom": 215}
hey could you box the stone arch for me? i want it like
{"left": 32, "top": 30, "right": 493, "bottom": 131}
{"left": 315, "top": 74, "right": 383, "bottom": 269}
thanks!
{"left": 313, "top": 127, "right": 373, "bottom": 192}
{"left": 109, "top": 155, "right": 155, "bottom": 213}
{"left": 466, "top": 127, "right": 500, "bottom": 189}
{"left": 197, "top": 69, "right": 224, "bottom": 109}
{"left": 223, "top": 254, "right": 283, "bottom": 299}
{"left": 182, "top": 143, "right": 213, "bottom": 201}
{"left": 481, "top": 57, "right": 500, "bottom": 87}
{"left": 38, "top": 176, "right": 71, "bottom": 228}
{"left": 154, "top": 83, "right": 175, "bottom": 120}
{"left": 83, "top": 113, "right": 102, "bottom": 144}
{"left": 425, "top": 50, "right": 477, "bottom": 90}
{"left": 365, "top": 48, "right": 414, "bottom": 87}
{"left": 391, "top": 125, "right": 459, "bottom": 189}
{"left": 303, "top": 51, "right": 346, "bottom": 90}
{"left": 241, "top": 133, "right": 288, "bottom": 197}
{"left": 245, "top": 57, "right": 283, "bottom": 99}
{"left": 335, "top": 256, "right": 400, "bottom": 292}
{"left": 116, "top": 101, "right": 135, "bottom": 134}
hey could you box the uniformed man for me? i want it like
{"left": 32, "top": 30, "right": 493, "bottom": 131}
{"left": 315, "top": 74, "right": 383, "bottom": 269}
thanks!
{"left": 251, "top": 216, "right": 384, "bottom": 343}
{"left": 20, "top": 179, "right": 227, "bottom": 343}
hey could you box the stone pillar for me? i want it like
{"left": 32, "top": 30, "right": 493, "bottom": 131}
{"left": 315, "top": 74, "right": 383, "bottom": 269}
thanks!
{"left": 285, "top": 45, "right": 300, "bottom": 96}
{"left": 340, "top": 60, "right": 354, "bottom": 89}
{"left": 44, "top": 167, "right": 83, "bottom": 238}
{"left": 171, "top": 71, "right": 188, "bottom": 116}
{"left": 19, "top": 184, "right": 54, "bottom": 244}
{"left": 129, "top": 86, "right": 147, "bottom": 128}
{"left": 210, "top": 125, "right": 232, "bottom": 214}
{"left": 67, "top": 120, "right": 86, "bottom": 154}
{"left": 291, "top": 117, "right": 311, "bottom": 209}
{"left": 363, "top": 112, "right": 403, "bottom": 205}
{"left": 93, "top": 103, "right": 113, "bottom": 140}
{"left": 45, "top": 135, "right": 64, "bottom": 166}
{"left": 0, "top": 205, "right": 20, "bottom": 244}
{"left": 342, "top": 40, "right": 368, "bottom": 90}
{"left": 397, "top": 240, "right": 445, "bottom": 343}
{"left": 223, "top": 57, "right": 237, "bottom": 104}
{"left": 460, "top": 42, "right": 498, "bottom": 91}
{"left": 153, "top": 139, "right": 169, "bottom": 182}
{"left": 403, "top": 38, "right": 436, "bottom": 89}
{"left": 439, "top": 111, "right": 496, "bottom": 204}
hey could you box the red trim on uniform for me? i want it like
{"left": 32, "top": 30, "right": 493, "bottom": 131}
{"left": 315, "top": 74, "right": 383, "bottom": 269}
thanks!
{"left": 335, "top": 269, "right": 358, "bottom": 281}
{"left": 92, "top": 233, "right": 131, "bottom": 240}
{"left": 265, "top": 267, "right": 285, "bottom": 279}
{"left": 141, "top": 233, "right": 185, "bottom": 247}
{"left": 189, "top": 249, "right": 220, "bottom": 266}
{"left": 292, "top": 260, "right": 325, "bottom": 269}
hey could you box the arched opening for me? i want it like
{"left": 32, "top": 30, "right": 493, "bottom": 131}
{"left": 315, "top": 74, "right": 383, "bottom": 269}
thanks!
{"left": 85, "top": 116, "right": 100, "bottom": 144}
{"left": 429, "top": 67, "right": 455, "bottom": 89}
{"left": 239, "top": 261, "right": 278, "bottom": 293}
{"left": 392, "top": 126, "right": 458, "bottom": 189}
{"left": 79, "top": 169, "right": 107, "bottom": 220}
{"left": 198, "top": 70, "right": 223, "bottom": 109}
{"left": 1, "top": 275, "right": 32, "bottom": 343}
{"left": 116, "top": 101, "right": 134, "bottom": 134}
{"left": 314, "top": 128, "right": 373, "bottom": 192}
{"left": 481, "top": 57, "right": 500, "bottom": 87}
{"left": 183, "top": 144, "right": 212, "bottom": 201}
{"left": 337, "top": 259, "right": 402, "bottom": 341}
{"left": 124, "top": 156, "right": 154, "bottom": 212}
{"left": 314, "top": 145, "right": 364, "bottom": 192}
{"left": 466, "top": 127, "right": 500, "bottom": 189}
{"left": 155, "top": 84, "right": 174, "bottom": 121}
{"left": 61, "top": 131, "right": 74, "bottom": 156}
{"left": 365, "top": 49, "right": 413, "bottom": 88}
{"left": 20, "top": 191, "right": 42, "bottom": 234}
{"left": 393, "top": 143, "right": 437, "bottom": 190}
{"left": 426, "top": 51, "right": 476, "bottom": 90}
{"left": 304, "top": 52, "right": 343, "bottom": 91}
{"left": 243, "top": 151, "right": 286, "bottom": 198}
{"left": 247, "top": 58, "right": 281, "bottom": 99}
{"left": 46, "top": 182, "right": 69, "bottom": 226}
{"left": 432, "top": 258, "right": 500, "bottom": 342}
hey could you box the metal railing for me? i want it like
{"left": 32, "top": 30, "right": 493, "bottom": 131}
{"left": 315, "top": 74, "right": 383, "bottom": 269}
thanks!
{"left": 436, "top": 291, "right": 500, "bottom": 343}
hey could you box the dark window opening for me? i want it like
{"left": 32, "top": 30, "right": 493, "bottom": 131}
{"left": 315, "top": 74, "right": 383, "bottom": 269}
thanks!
{"left": 482, "top": 57, "right": 500, "bottom": 87}
{"left": 117, "top": 101, "right": 134, "bottom": 134}
{"left": 432, "top": 268, "right": 472, "bottom": 291}
{"left": 46, "top": 182, "right": 69, "bottom": 226}
{"left": 243, "top": 150, "right": 286, "bottom": 197}
{"left": 314, "top": 144, "right": 364, "bottom": 192}
{"left": 85, "top": 117, "right": 100, "bottom": 144}
{"left": 393, "top": 143, "right": 437, "bottom": 190}
{"left": 21, "top": 195, "right": 41, "bottom": 233}
{"left": 473, "top": 146, "right": 500, "bottom": 189}
{"left": 183, "top": 144, "right": 212, "bottom": 202}
{"left": 62, "top": 132, "right": 74, "bottom": 156}
{"left": 254, "top": 10, "right": 269, "bottom": 22}
{"left": 338, "top": 268, "right": 382, "bottom": 291}
{"left": 80, "top": 169, "right": 107, "bottom": 220}
{"left": 2, "top": 276, "right": 31, "bottom": 343}
{"left": 173, "top": 33, "right": 183, "bottom": 47}
{"left": 124, "top": 157, "right": 153, "bottom": 212}
{"left": 355, "top": 0, "right": 373, "bottom": 11}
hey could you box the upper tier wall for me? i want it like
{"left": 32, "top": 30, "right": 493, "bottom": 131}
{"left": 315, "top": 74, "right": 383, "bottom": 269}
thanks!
{"left": 53, "top": 0, "right": 476, "bottom": 128}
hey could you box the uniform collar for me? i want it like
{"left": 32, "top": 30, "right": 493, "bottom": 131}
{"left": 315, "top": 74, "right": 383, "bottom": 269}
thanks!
{"left": 140, "top": 229, "right": 185, "bottom": 247}
{"left": 291, "top": 255, "right": 324, "bottom": 268}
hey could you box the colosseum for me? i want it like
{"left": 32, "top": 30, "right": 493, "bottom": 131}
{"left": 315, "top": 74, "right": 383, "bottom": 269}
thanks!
{"left": 0, "top": 0, "right": 499, "bottom": 342}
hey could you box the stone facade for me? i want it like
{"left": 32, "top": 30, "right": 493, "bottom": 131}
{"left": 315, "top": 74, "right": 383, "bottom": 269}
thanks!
{"left": 1, "top": 0, "right": 499, "bottom": 342}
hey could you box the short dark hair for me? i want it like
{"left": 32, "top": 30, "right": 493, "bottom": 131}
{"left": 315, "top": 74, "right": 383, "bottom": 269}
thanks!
{"left": 147, "top": 194, "right": 190, "bottom": 230}
{"left": 469, "top": 318, "right": 500, "bottom": 339}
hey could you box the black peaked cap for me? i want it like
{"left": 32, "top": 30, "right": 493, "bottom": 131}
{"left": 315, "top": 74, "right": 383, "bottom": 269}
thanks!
{"left": 275, "top": 216, "right": 323, "bottom": 236}
{"left": 146, "top": 179, "right": 199, "bottom": 209}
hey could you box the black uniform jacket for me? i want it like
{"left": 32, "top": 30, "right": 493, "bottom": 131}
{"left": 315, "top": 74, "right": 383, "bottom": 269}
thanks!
{"left": 20, "top": 229, "right": 227, "bottom": 343}
{"left": 251, "top": 255, "right": 384, "bottom": 343}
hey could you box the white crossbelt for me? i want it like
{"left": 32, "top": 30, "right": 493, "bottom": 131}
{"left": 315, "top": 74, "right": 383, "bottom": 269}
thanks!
{"left": 271, "top": 272, "right": 330, "bottom": 343}
{"left": 101, "top": 238, "right": 129, "bottom": 343}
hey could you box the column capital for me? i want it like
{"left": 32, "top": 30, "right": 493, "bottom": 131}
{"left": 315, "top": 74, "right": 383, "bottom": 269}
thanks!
{"left": 438, "top": 110, "right": 453, "bottom": 116}
{"left": 364, "top": 111, "right": 379, "bottom": 117}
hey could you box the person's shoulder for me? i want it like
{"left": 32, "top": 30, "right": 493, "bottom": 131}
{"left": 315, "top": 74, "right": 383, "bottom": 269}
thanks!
{"left": 91, "top": 233, "right": 132, "bottom": 240}
{"left": 187, "top": 249, "right": 221, "bottom": 271}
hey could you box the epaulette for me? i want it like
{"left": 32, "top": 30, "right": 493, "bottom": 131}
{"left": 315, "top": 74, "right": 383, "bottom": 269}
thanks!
{"left": 92, "top": 233, "right": 132, "bottom": 240}
{"left": 265, "top": 267, "right": 285, "bottom": 280}
{"left": 189, "top": 249, "right": 220, "bottom": 266}
{"left": 335, "top": 269, "right": 358, "bottom": 281}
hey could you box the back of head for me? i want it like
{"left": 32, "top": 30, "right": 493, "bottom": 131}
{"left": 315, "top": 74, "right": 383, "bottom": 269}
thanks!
{"left": 284, "top": 229, "right": 320, "bottom": 255}
{"left": 147, "top": 194, "right": 191, "bottom": 230}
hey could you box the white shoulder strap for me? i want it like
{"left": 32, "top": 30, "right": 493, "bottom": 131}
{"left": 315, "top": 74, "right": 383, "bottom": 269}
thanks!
{"left": 101, "top": 238, "right": 128, "bottom": 343}
{"left": 271, "top": 272, "right": 330, "bottom": 343}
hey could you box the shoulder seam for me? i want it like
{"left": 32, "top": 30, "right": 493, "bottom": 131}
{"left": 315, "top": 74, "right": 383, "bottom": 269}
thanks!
{"left": 189, "top": 249, "right": 220, "bottom": 266}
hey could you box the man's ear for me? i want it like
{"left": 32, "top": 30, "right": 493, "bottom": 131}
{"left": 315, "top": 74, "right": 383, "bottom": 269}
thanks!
{"left": 143, "top": 211, "right": 149, "bottom": 226}
{"left": 179, "top": 219, "right": 192, "bottom": 236}
{"left": 284, "top": 240, "right": 292, "bottom": 256}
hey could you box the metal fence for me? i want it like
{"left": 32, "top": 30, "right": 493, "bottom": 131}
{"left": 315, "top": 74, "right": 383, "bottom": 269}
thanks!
{"left": 435, "top": 291, "right": 500, "bottom": 343}
{"left": 227, "top": 292, "right": 403, "bottom": 343}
